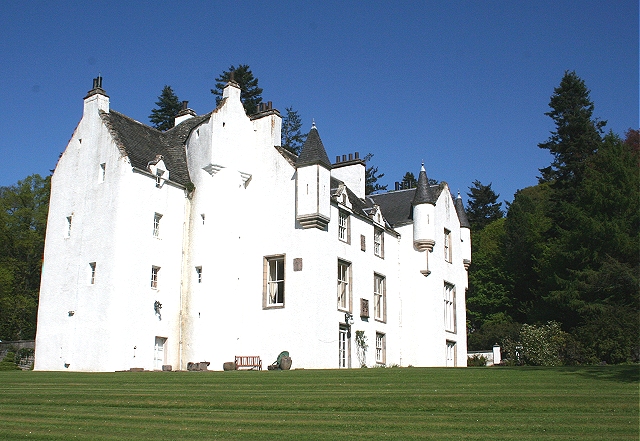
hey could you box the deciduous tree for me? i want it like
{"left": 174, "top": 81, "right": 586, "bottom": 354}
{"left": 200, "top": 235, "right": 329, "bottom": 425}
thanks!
{"left": 0, "top": 175, "right": 50, "bottom": 341}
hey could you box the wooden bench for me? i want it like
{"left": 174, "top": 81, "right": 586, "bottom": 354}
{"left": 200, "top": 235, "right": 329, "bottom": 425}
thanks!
{"left": 235, "top": 355, "right": 262, "bottom": 370}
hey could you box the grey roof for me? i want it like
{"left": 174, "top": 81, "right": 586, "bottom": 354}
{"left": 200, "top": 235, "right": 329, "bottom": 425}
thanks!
{"left": 369, "top": 189, "right": 416, "bottom": 227}
{"left": 100, "top": 111, "right": 210, "bottom": 186}
{"left": 412, "top": 167, "right": 436, "bottom": 205}
{"left": 454, "top": 195, "right": 471, "bottom": 228}
{"left": 296, "top": 125, "right": 331, "bottom": 168}
{"left": 370, "top": 183, "right": 448, "bottom": 228}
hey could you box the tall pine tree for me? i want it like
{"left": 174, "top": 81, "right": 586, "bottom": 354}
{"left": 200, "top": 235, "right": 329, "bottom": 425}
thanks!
{"left": 211, "top": 64, "right": 263, "bottom": 115}
{"left": 149, "top": 86, "right": 182, "bottom": 131}
{"left": 465, "top": 180, "right": 504, "bottom": 231}
{"left": 538, "top": 71, "right": 606, "bottom": 192}
{"left": 281, "top": 107, "right": 307, "bottom": 155}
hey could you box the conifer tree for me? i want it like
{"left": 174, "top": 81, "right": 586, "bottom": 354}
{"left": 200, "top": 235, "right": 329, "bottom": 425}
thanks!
{"left": 211, "top": 64, "right": 263, "bottom": 115}
{"left": 466, "top": 180, "right": 504, "bottom": 231}
{"left": 538, "top": 71, "right": 605, "bottom": 191}
{"left": 149, "top": 86, "right": 182, "bottom": 131}
{"left": 364, "top": 153, "right": 387, "bottom": 195}
{"left": 281, "top": 107, "right": 307, "bottom": 155}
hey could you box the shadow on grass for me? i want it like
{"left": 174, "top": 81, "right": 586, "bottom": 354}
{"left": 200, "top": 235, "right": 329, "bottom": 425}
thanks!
{"left": 562, "top": 365, "right": 639, "bottom": 384}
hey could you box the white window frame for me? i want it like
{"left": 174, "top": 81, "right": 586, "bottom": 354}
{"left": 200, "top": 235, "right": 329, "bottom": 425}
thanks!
{"left": 374, "top": 227, "right": 384, "bottom": 258}
{"left": 444, "top": 229, "right": 452, "bottom": 263}
{"left": 338, "top": 325, "right": 350, "bottom": 368}
{"left": 153, "top": 213, "right": 162, "bottom": 238}
{"left": 337, "top": 260, "right": 351, "bottom": 312}
{"left": 375, "top": 332, "right": 386, "bottom": 364}
{"left": 264, "top": 255, "right": 285, "bottom": 308}
{"left": 338, "top": 210, "right": 350, "bottom": 243}
{"left": 151, "top": 266, "right": 160, "bottom": 289}
{"left": 446, "top": 340, "right": 457, "bottom": 367}
{"left": 444, "top": 282, "right": 456, "bottom": 333}
{"left": 374, "top": 273, "right": 386, "bottom": 322}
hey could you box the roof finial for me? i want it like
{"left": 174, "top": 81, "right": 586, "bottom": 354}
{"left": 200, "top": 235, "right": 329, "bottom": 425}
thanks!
{"left": 420, "top": 160, "right": 425, "bottom": 172}
{"left": 312, "top": 119, "right": 316, "bottom": 130}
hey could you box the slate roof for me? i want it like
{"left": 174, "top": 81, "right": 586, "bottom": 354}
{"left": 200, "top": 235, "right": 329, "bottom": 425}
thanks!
{"left": 454, "top": 194, "right": 471, "bottom": 228}
{"left": 370, "top": 183, "right": 449, "bottom": 228}
{"left": 296, "top": 125, "right": 331, "bottom": 168}
{"left": 100, "top": 110, "right": 211, "bottom": 186}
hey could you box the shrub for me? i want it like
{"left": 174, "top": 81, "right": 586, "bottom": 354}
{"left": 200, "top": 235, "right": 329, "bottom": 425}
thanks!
{"left": 0, "top": 352, "right": 21, "bottom": 371}
{"left": 467, "top": 354, "right": 487, "bottom": 366}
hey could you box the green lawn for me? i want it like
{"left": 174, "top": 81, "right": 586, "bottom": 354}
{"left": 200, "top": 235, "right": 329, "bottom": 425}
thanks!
{"left": 0, "top": 366, "right": 637, "bottom": 440}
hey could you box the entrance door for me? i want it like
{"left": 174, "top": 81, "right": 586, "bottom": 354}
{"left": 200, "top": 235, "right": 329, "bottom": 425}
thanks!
{"left": 154, "top": 337, "right": 167, "bottom": 370}
{"left": 338, "top": 326, "right": 350, "bottom": 368}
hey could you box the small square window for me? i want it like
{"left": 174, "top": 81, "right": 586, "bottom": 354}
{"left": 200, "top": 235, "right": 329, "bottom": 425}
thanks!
{"left": 151, "top": 266, "right": 160, "bottom": 289}
{"left": 201, "top": 213, "right": 205, "bottom": 225}
{"left": 195, "top": 266, "right": 202, "bottom": 283}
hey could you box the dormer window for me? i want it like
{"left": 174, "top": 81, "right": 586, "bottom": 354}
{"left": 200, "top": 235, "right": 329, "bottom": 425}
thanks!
{"left": 155, "top": 169, "right": 164, "bottom": 188}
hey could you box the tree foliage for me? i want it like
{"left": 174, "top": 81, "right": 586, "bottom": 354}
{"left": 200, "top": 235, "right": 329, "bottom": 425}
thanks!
{"left": 465, "top": 180, "right": 504, "bottom": 231}
{"left": 149, "top": 85, "right": 182, "bottom": 131}
{"left": 364, "top": 153, "right": 387, "bottom": 195}
{"left": 0, "top": 175, "right": 50, "bottom": 341}
{"left": 467, "top": 72, "right": 639, "bottom": 364}
{"left": 211, "top": 64, "right": 263, "bottom": 115}
{"left": 538, "top": 70, "right": 606, "bottom": 191}
{"left": 281, "top": 107, "right": 307, "bottom": 155}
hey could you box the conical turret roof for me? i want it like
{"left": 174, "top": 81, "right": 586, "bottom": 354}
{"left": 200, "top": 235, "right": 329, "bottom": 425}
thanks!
{"left": 412, "top": 164, "right": 435, "bottom": 205}
{"left": 454, "top": 192, "right": 471, "bottom": 228}
{"left": 296, "top": 123, "right": 331, "bottom": 169}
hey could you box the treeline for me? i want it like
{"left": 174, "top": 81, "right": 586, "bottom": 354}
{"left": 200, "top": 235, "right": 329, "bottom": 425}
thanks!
{"left": 466, "top": 71, "right": 639, "bottom": 365}
{"left": 0, "top": 175, "right": 50, "bottom": 341}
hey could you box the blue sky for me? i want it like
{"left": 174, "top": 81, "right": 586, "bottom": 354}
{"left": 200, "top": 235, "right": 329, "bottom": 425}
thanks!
{"left": 1, "top": 1, "right": 637, "bottom": 204}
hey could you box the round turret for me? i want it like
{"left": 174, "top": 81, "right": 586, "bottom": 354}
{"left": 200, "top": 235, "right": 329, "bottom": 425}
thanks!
{"left": 412, "top": 165, "right": 436, "bottom": 252}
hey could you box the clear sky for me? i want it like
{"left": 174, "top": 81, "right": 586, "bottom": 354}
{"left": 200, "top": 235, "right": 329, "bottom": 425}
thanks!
{"left": 1, "top": 1, "right": 637, "bottom": 204}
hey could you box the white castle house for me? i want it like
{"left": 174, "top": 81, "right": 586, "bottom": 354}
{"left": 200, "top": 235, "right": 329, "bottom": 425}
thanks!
{"left": 34, "top": 77, "right": 471, "bottom": 371}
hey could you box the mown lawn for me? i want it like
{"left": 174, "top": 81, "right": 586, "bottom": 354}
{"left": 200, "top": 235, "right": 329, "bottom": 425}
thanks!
{"left": 0, "top": 365, "right": 637, "bottom": 440}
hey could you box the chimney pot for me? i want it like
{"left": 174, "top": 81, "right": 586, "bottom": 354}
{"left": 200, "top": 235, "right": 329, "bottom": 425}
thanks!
{"left": 395, "top": 182, "right": 400, "bottom": 191}
{"left": 342, "top": 155, "right": 347, "bottom": 162}
{"left": 349, "top": 153, "right": 353, "bottom": 161}
{"left": 336, "top": 156, "right": 340, "bottom": 163}
{"left": 355, "top": 152, "right": 359, "bottom": 159}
